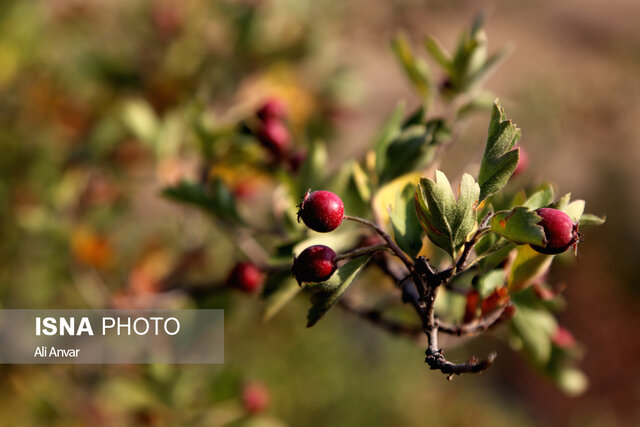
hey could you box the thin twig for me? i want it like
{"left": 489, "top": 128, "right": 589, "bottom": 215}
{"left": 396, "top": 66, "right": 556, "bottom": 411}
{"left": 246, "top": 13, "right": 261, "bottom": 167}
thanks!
{"left": 335, "top": 244, "right": 390, "bottom": 262}
{"left": 338, "top": 298, "right": 422, "bottom": 339}
{"left": 437, "top": 304, "right": 508, "bottom": 336}
{"left": 343, "top": 215, "right": 414, "bottom": 271}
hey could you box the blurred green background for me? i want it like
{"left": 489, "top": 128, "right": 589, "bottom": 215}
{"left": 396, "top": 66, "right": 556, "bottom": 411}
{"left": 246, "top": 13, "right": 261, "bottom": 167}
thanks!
{"left": 0, "top": 0, "right": 638, "bottom": 425}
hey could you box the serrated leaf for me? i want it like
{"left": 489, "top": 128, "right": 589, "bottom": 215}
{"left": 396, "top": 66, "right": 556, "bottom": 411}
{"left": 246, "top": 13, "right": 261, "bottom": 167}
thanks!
{"left": 491, "top": 207, "right": 546, "bottom": 246}
{"left": 391, "top": 32, "right": 432, "bottom": 99}
{"left": 522, "top": 184, "right": 555, "bottom": 210}
{"left": 478, "top": 99, "right": 521, "bottom": 201}
{"left": 415, "top": 171, "right": 479, "bottom": 256}
{"left": 578, "top": 213, "right": 606, "bottom": 227}
{"left": 162, "top": 178, "right": 241, "bottom": 223}
{"left": 306, "top": 256, "right": 370, "bottom": 327}
{"left": 553, "top": 193, "right": 571, "bottom": 210}
{"left": 372, "top": 171, "right": 423, "bottom": 227}
{"left": 389, "top": 184, "right": 424, "bottom": 259}
{"left": 262, "top": 277, "right": 301, "bottom": 322}
{"left": 508, "top": 245, "right": 552, "bottom": 292}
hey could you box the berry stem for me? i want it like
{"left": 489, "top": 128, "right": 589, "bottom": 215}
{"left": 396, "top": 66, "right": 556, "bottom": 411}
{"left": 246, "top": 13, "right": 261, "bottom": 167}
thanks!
{"left": 343, "top": 215, "right": 414, "bottom": 270}
{"left": 335, "top": 244, "right": 390, "bottom": 262}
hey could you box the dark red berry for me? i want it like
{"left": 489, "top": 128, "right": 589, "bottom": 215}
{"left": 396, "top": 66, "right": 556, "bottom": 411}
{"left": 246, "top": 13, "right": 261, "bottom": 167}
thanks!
{"left": 257, "top": 118, "right": 290, "bottom": 156}
{"left": 242, "top": 381, "right": 270, "bottom": 414}
{"left": 512, "top": 146, "right": 529, "bottom": 177}
{"left": 530, "top": 208, "right": 579, "bottom": 255}
{"left": 297, "top": 190, "right": 344, "bottom": 233}
{"left": 292, "top": 245, "right": 337, "bottom": 285}
{"left": 256, "top": 97, "right": 287, "bottom": 121}
{"left": 226, "top": 262, "right": 264, "bottom": 293}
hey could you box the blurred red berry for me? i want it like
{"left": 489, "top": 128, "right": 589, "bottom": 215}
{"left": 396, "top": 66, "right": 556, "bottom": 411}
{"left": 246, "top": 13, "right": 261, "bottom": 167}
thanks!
{"left": 257, "top": 119, "right": 290, "bottom": 156}
{"left": 226, "top": 262, "right": 264, "bottom": 293}
{"left": 552, "top": 326, "right": 577, "bottom": 349}
{"left": 242, "top": 381, "right": 270, "bottom": 415}
{"left": 256, "top": 97, "right": 288, "bottom": 121}
{"left": 288, "top": 150, "right": 307, "bottom": 173}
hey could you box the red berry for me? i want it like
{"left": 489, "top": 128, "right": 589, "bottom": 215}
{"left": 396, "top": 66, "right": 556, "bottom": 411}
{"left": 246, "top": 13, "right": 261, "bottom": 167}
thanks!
{"left": 512, "top": 146, "right": 529, "bottom": 177}
{"left": 552, "top": 326, "right": 577, "bottom": 349}
{"left": 226, "top": 262, "right": 264, "bottom": 293}
{"left": 242, "top": 381, "right": 270, "bottom": 414}
{"left": 297, "top": 190, "right": 344, "bottom": 233}
{"left": 530, "top": 208, "right": 580, "bottom": 255}
{"left": 257, "top": 118, "right": 290, "bottom": 156}
{"left": 257, "top": 97, "right": 288, "bottom": 121}
{"left": 292, "top": 245, "right": 337, "bottom": 285}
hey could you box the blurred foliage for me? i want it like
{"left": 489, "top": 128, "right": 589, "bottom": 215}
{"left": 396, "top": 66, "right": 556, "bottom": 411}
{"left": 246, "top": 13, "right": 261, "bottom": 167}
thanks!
{"left": 0, "top": 0, "right": 631, "bottom": 426}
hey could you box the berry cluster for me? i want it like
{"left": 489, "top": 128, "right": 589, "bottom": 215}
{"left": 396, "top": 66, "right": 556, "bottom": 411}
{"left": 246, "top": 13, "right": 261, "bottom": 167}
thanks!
{"left": 293, "top": 190, "right": 346, "bottom": 285}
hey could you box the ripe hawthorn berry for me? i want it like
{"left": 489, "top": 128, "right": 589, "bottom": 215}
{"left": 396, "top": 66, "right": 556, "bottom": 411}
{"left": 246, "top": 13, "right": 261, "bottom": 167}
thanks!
{"left": 530, "top": 208, "right": 580, "bottom": 255}
{"left": 257, "top": 118, "right": 290, "bottom": 156}
{"left": 256, "top": 97, "right": 287, "bottom": 121}
{"left": 292, "top": 245, "right": 337, "bottom": 285}
{"left": 226, "top": 262, "right": 264, "bottom": 293}
{"left": 297, "top": 190, "right": 344, "bottom": 233}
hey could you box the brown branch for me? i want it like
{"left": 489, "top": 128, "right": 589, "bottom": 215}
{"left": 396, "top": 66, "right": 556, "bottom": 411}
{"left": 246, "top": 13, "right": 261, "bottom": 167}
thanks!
{"left": 437, "top": 304, "right": 509, "bottom": 336}
{"left": 343, "top": 215, "right": 414, "bottom": 272}
{"left": 338, "top": 298, "right": 422, "bottom": 339}
{"left": 335, "top": 244, "right": 390, "bottom": 262}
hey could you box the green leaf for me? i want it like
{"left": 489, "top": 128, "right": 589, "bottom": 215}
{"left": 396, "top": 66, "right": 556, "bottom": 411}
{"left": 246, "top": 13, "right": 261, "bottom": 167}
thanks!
{"left": 391, "top": 32, "right": 432, "bottom": 99}
{"left": 351, "top": 162, "right": 371, "bottom": 202}
{"left": 380, "top": 124, "right": 431, "bottom": 183}
{"left": 475, "top": 269, "right": 506, "bottom": 298}
{"left": 490, "top": 207, "right": 546, "bottom": 246}
{"left": 579, "top": 213, "right": 606, "bottom": 227}
{"left": 389, "top": 184, "right": 424, "bottom": 259}
{"left": 423, "top": 36, "right": 452, "bottom": 71}
{"left": 467, "top": 45, "right": 514, "bottom": 88}
{"left": 374, "top": 102, "right": 405, "bottom": 176}
{"left": 162, "top": 178, "right": 241, "bottom": 223}
{"left": 306, "top": 256, "right": 370, "bottom": 327}
{"left": 508, "top": 245, "right": 553, "bottom": 292}
{"left": 522, "top": 184, "right": 555, "bottom": 210}
{"left": 262, "top": 277, "right": 301, "bottom": 322}
{"left": 414, "top": 171, "right": 479, "bottom": 256}
{"left": 478, "top": 99, "right": 521, "bottom": 201}
{"left": 563, "top": 199, "right": 585, "bottom": 222}
{"left": 299, "top": 140, "right": 328, "bottom": 192}
{"left": 510, "top": 293, "right": 557, "bottom": 365}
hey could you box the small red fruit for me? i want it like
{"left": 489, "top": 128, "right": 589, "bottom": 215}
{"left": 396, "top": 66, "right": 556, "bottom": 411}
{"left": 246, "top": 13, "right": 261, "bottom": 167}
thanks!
{"left": 292, "top": 245, "right": 337, "bottom": 285}
{"left": 297, "top": 190, "right": 344, "bottom": 233}
{"left": 242, "top": 381, "right": 270, "bottom": 414}
{"left": 257, "top": 118, "right": 290, "bottom": 156}
{"left": 530, "top": 208, "right": 580, "bottom": 255}
{"left": 256, "top": 97, "right": 288, "bottom": 121}
{"left": 512, "top": 146, "right": 529, "bottom": 177}
{"left": 226, "top": 262, "right": 264, "bottom": 293}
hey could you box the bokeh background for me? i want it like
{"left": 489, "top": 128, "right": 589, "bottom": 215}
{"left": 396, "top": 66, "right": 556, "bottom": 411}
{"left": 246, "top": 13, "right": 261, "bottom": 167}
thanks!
{"left": 0, "top": 0, "right": 639, "bottom": 425}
